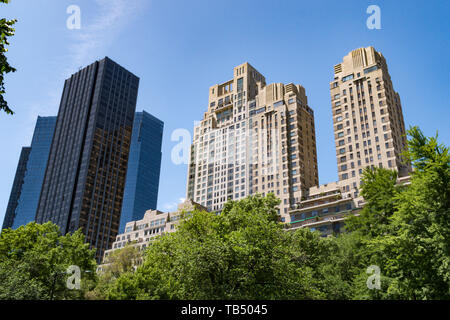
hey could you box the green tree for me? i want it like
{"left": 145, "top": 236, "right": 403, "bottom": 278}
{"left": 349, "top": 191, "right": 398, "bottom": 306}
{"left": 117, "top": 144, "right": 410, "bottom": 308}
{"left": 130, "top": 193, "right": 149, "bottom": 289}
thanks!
{"left": 86, "top": 243, "right": 142, "bottom": 300}
{"left": 107, "top": 194, "right": 324, "bottom": 300}
{"left": 377, "top": 126, "right": 450, "bottom": 299}
{"left": 0, "top": 222, "right": 98, "bottom": 300}
{"left": 348, "top": 126, "right": 450, "bottom": 299}
{"left": 0, "top": 0, "right": 17, "bottom": 114}
{"left": 317, "top": 232, "right": 367, "bottom": 299}
{"left": 0, "top": 259, "right": 46, "bottom": 299}
{"left": 345, "top": 167, "right": 400, "bottom": 237}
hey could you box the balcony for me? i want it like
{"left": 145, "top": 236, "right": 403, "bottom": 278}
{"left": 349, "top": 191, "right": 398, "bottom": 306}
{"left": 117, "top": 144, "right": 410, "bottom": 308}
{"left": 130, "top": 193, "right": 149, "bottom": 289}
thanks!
{"left": 295, "top": 192, "right": 343, "bottom": 210}
{"left": 287, "top": 210, "right": 360, "bottom": 230}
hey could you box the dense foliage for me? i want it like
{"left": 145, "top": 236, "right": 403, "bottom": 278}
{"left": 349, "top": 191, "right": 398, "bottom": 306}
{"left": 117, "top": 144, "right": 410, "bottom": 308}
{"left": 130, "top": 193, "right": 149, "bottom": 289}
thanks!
{"left": 102, "top": 194, "right": 327, "bottom": 300}
{"left": 85, "top": 243, "right": 141, "bottom": 300}
{"left": 0, "top": 222, "right": 97, "bottom": 299}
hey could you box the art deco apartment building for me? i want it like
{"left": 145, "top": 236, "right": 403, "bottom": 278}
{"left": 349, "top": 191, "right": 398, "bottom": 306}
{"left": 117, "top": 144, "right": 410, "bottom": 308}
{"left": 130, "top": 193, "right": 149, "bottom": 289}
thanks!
{"left": 186, "top": 63, "right": 318, "bottom": 222}
{"left": 287, "top": 47, "right": 411, "bottom": 236}
{"left": 36, "top": 57, "right": 139, "bottom": 262}
{"left": 329, "top": 47, "right": 410, "bottom": 200}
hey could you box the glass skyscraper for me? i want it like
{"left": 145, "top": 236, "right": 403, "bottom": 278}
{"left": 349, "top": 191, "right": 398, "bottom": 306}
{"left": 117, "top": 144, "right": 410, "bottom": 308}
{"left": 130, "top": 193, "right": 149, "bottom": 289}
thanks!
{"left": 119, "top": 111, "right": 164, "bottom": 233}
{"left": 36, "top": 57, "right": 139, "bottom": 262}
{"left": 10, "top": 116, "right": 56, "bottom": 229}
{"left": 2, "top": 147, "right": 31, "bottom": 230}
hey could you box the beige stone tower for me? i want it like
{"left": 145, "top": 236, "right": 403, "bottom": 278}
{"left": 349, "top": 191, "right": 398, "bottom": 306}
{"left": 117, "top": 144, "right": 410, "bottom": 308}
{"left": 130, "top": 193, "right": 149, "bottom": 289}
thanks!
{"left": 186, "top": 62, "right": 318, "bottom": 222}
{"left": 330, "top": 47, "right": 411, "bottom": 200}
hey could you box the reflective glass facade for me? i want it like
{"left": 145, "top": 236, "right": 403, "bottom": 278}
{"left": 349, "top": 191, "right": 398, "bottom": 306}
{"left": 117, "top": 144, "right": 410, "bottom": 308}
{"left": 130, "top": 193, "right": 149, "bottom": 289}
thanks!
{"left": 119, "top": 111, "right": 164, "bottom": 233}
{"left": 11, "top": 116, "right": 56, "bottom": 229}
{"left": 2, "top": 147, "right": 31, "bottom": 230}
{"left": 36, "top": 57, "right": 139, "bottom": 262}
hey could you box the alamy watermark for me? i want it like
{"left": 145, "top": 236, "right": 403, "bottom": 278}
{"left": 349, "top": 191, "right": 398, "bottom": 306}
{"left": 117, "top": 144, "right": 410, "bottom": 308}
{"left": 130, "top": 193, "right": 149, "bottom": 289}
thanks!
{"left": 366, "top": 265, "right": 381, "bottom": 290}
{"left": 170, "top": 126, "right": 283, "bottom": 168}
{"left": 366, "top": 5, "right": 381, "bottom": 30}
{"left": 66, "top": 5, "right": 81, "bottom": 30}
{"left": 66, "top": 265, "right": 81, "bottom": 290}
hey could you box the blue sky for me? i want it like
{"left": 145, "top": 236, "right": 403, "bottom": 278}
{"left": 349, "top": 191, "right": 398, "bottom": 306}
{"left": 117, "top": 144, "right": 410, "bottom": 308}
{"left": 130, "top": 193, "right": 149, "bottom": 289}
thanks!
{"left": 1, "top": 0, "right": 449, "bottom": 224}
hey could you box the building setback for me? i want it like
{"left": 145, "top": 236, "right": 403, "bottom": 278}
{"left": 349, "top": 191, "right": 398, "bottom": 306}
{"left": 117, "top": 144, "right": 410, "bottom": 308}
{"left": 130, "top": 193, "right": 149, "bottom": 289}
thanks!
{"left": 119, "top": 110, "right": 164, "bottom": 233}
{"left": 186, "top": 62, "right": 318, "bottom": 222}
{"left": 36, "top": 57, "right": 139, "bottom": 262}
{"left": 2, "top": 147, "right": 31, "bottom": 230}
{"left": 330, "top": 47, "right": 411, "bottom": 201}
{"left": 10, "top": 116, "right": 57, "bottom": 229}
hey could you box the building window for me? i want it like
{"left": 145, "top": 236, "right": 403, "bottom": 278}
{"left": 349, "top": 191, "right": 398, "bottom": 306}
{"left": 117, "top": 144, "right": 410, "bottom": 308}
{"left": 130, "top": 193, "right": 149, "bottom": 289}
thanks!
{"left": 364, "top": 65, "right": 379, "bottom": 74}
{"left": 342, "top": 74, "right": 354, "bottom": 82}
{"left": 274, "top": 101, "right": 284, "bottom": 108}
{"left": 237, "top": 78, "right": 243, "bottom": 92}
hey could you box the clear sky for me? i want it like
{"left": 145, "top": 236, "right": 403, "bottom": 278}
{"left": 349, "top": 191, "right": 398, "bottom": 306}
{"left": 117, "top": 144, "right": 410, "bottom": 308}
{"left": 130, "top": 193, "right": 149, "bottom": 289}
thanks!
{"left": 1, "top": 0, "right": 449, "bottom": 225}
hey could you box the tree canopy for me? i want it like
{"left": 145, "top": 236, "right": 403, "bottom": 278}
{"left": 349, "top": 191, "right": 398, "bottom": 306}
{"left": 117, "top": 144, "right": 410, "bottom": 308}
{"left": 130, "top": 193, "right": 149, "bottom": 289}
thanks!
{"left": 103, "top": 194, "right": 328, "bottom": 299}
{"left": 343, "top": 126, "right": 450, "bottom": 299}
{"left": 0, "top": 222, "right": 97, "bottom": 300}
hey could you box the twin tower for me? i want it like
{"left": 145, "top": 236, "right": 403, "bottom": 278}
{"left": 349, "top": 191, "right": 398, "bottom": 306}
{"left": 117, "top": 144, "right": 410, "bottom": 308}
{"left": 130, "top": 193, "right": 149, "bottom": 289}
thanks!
{"left": 186, "top": 46, "right": 411, "bottom": 225}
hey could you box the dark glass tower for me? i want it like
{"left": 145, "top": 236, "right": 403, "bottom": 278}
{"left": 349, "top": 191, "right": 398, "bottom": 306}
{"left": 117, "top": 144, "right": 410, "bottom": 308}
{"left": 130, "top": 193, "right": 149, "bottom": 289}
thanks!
{"left": 36, "top": 57, "right": 139, "bottom": 261}
{"left": 119, "top": 111, "right": 164, "bottom": 233}
{"left": 11, "top": 116, "right": 56, "bottom": 229}
{"left": 2, "top": 147, "right": 31, "bottom": 230}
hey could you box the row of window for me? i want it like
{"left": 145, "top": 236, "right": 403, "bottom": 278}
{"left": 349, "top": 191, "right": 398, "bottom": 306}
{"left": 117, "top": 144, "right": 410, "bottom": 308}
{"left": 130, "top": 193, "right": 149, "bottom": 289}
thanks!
{"left": 290, "top": 202, "right": 352, "bottom": 223}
